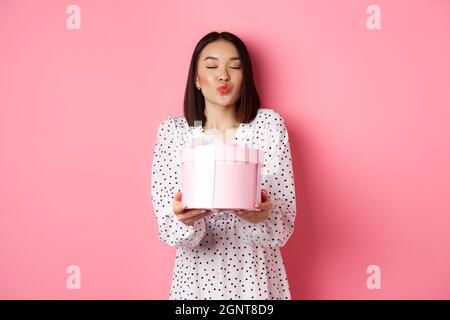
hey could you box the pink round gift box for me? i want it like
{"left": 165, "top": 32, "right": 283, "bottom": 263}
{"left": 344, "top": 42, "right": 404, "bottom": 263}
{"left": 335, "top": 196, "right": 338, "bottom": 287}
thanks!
{"left": 181, "top": 142, "right": 264, "bottom": 210}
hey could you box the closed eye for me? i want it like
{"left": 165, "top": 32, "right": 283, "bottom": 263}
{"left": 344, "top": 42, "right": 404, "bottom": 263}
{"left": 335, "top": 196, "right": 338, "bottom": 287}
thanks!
{"left": 206, "top": 67, "right": 241, "bottom": 69}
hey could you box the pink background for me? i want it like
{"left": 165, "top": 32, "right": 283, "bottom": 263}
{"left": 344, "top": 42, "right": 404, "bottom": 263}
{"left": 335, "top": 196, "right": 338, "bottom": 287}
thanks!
{"left": 1, "top": 0, "right": 450, "bottom": 299}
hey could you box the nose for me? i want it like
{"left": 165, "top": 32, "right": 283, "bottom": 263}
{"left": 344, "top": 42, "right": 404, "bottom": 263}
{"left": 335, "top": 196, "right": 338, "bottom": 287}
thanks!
{"left": 218, "top": 70, "right": 230, "bottom": 82}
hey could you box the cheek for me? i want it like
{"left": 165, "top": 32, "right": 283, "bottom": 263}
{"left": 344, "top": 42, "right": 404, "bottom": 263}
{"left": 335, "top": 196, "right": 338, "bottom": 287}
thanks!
{"left": 236, "top": 77, "right": 244, "bottom": 90}
{"left": 235, "top": 74, "right": 244, "bottom": 86}
{"left": 198, "top": 73, "right": 215, "bottom": 85}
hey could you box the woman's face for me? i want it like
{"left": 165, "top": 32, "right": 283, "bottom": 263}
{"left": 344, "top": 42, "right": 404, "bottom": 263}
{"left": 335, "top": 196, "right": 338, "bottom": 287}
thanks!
{"left": 195, "top": 40, "right": 243, "bottom": 108}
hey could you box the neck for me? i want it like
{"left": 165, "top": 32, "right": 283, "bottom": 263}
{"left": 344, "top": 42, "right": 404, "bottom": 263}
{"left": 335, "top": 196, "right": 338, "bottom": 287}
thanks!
{"left": 203, "top": 103, "right": 239, "bottom": 131}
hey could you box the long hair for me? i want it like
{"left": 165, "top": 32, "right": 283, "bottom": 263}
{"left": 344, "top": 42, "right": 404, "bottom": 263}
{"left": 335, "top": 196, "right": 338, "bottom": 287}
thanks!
{"left": 183, "top": 31, "right": 260, "bottom": 126}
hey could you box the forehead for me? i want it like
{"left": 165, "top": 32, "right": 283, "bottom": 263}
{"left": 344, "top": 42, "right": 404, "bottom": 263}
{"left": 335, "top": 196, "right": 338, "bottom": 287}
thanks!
{"left": 199, "top": 40, "right": 240, "bottom": 61}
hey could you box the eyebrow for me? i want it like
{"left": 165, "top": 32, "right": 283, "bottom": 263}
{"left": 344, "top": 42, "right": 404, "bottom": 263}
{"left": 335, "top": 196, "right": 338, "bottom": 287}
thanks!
{"left": 203, "top": 56, "right": 241, "bottom": 61}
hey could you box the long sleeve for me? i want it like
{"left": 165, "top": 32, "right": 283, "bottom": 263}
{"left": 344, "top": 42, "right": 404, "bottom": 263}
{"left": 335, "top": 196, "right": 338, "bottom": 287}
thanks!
{"left": 150, "top": 117, "right": 206, "bottom": 248}
{"left": 236, "top": 111, "right": 297, "bottom": 248}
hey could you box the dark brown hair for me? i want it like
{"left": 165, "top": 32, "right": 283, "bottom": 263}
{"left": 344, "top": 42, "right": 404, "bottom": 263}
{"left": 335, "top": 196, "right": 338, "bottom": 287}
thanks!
{"left": 183, "top": 31, "right": 260, "bottom": 126}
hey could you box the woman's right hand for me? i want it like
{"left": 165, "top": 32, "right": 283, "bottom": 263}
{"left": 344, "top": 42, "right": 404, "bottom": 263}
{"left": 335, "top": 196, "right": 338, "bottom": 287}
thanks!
{"left": 172, "top": 192, "right": 212, "bottom": 226}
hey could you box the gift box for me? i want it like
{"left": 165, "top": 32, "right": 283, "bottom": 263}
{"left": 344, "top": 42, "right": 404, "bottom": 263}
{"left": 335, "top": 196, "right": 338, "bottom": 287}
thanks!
{"left": 181, "top": 136, "right": 264, "bottom": 210}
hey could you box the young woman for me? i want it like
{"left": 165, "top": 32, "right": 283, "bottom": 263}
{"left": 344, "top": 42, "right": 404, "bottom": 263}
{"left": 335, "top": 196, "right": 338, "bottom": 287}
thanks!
{"left": 151, "top": 31, "right": 297, "bottom": 299}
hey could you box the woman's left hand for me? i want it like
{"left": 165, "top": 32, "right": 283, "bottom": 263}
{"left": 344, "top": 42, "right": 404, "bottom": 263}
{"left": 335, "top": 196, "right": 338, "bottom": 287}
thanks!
{"left": 233, "top": 189, "right": 272, "bottom": 224}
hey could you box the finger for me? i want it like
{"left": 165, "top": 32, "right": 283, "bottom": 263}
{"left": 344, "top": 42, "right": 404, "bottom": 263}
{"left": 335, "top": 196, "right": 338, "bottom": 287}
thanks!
{"left": 237, "top": 213, "right": 257, "bottom": 223}
{"left": 258, "top": 201, "right": 273, "bottom": 211}
{"left": 261, "top": 189, "right": 270, "bottom": 202}
{"left": 235, "top": 209, "right": 257, "bottom": 216}
{"left": 173, "top": 201, "right": 187, "bottom": 214}
{"left": 233, "top": 210, "right": 250, "bottom": 221}
{"left": 183, "top": 210, "right": 212, "bottom": 226}
{"left": 177, "top": 209, "right": 210, "bottom": 220}
{"left": 188, "top": 210, "right": 212, "bottom": 222}
{"left": 175, "top": 209, "right": 200, "bottom": 220}
{"left": 253, "top": 202, "right": 263, "bottom": 210}
{"left": 245, "top": 208, "right": 272, "bottom": 218}
{"left": 173, "top": 191, "right": 182, "bottom": 203}
{"left": 235, "top": 210, "right": 268, "bottom": 224}
{"left": 172, "top": 192, "right": 186, "bottom": 213}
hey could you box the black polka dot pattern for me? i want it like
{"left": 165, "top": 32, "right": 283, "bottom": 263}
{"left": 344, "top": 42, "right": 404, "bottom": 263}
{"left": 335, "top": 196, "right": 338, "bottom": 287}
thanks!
{"left": 150, "top": 108, "right": 297, "bottom": 299}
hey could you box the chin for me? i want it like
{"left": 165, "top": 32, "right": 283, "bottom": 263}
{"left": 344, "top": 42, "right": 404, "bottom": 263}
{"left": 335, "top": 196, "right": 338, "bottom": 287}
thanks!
{"left": 217, "top": 97, "right": 238, "bottom": 105}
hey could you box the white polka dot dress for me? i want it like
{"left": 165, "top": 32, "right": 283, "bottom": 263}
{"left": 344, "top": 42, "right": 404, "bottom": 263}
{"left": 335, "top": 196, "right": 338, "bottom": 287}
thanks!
{"left": 150, "top": 108, "right": 297, "bottom": 300}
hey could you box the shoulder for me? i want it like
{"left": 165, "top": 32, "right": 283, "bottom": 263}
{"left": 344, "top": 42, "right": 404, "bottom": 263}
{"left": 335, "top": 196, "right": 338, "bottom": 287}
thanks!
{"left": 157, "top": 115, "right": 190, "bottom": 134}
{"left": 254, "top": 107, "right": 286, "bottom": 128}
{"left": 254, "top": 109, "right": 290, "bottom": 150}
{"left": 257, "top": 107, "right": 284, "bottom": 119}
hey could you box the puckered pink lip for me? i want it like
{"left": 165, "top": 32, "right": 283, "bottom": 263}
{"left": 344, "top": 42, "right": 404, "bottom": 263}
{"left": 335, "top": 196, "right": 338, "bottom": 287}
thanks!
{"left": 217, "top": 85, "right": 230, "bottom": 93}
